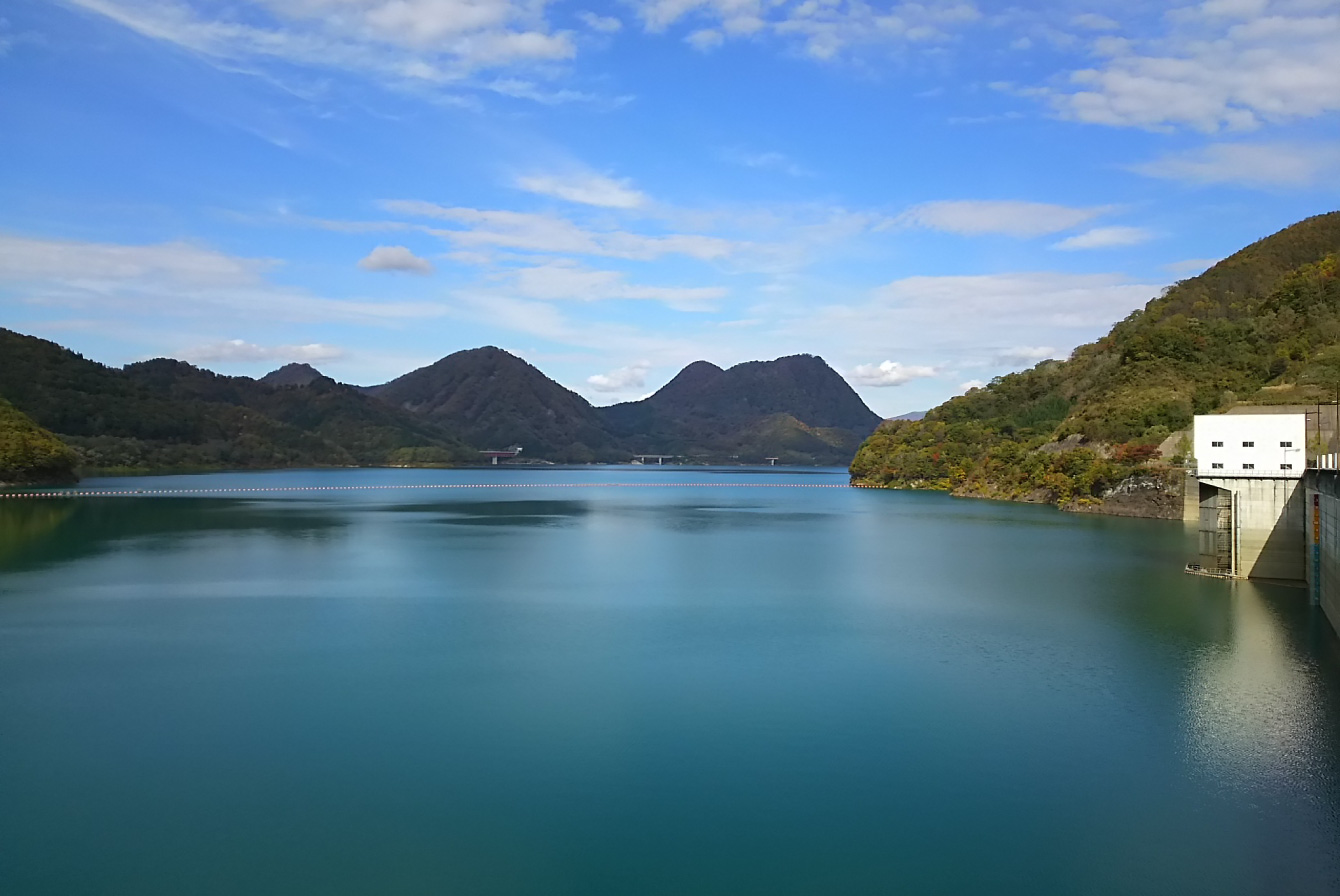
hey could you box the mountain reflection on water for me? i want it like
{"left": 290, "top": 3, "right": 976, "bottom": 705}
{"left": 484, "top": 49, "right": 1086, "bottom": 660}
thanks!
{"left": 1, "top": 466, "right": 1338, "bottom": 896}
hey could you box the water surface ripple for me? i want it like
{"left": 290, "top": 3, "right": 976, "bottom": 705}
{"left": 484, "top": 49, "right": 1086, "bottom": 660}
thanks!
{"left": 2, "top": 466, "right": 1339, "bottom": 895}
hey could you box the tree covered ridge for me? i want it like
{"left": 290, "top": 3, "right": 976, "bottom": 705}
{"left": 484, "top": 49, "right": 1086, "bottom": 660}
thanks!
{"left": 851, "top": 211, "right": 1340, "bottom": 506}
{"left": 0, "top": 398, "right": 78, "bottom": 485}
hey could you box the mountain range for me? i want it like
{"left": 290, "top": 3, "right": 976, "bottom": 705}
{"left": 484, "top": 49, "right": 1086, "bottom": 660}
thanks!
{"left": 0, "top": 329, "right": 881, "bottom": 481}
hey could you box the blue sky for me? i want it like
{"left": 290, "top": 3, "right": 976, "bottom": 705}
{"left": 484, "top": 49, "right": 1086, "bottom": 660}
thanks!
{"left": 2, "top": 0, "right": 1338, "bottom": 416}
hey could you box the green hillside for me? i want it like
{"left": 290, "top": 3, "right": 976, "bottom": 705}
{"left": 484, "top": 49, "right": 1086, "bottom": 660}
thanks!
{"left": 851, "top": 211, "right": 1340, "bottom": 507}
{"left": 0, "top": 398, "right": 78, "bottom": 485}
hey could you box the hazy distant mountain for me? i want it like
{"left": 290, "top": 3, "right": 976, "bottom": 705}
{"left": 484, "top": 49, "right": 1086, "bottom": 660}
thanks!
{"left": 601, "top": 354, "right": 882, "bottom": 464}
{"left": 0, "top": 329, "right": 472, "bottom": 471}
{"left": 260, "top": 363, "right": 324, "bottom": 387}
{"left": 892, "top": 411, "right": 926, "bottom": 421}
{"left": 366, "top": 346, "right": 621, "bottom": 462}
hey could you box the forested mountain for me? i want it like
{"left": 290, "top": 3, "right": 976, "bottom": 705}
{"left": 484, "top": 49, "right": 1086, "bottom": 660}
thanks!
{"left": 366, "top": 347, "right": 622, "bottom": 462}
{"left": 0, "top": 398, "right": 78, "bottom": 485}
{"left": 0, "top": 329, "right": 880, "bottom": 472}
{"left": 367, "top": 349, "right": 882, "bottom": 464}
{"left": 601, "top": 354, "right": 881, "bottom": 464}
{"left": 851, "top": 211, "right": 1340, "bottom": 509}
{"left": 0, "top": 329, "right": 473, "bottom": 472}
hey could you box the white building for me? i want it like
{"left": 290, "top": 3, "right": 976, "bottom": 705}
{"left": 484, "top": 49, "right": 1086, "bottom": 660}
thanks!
{"left": 1194, "top": 413, "right": 1306, "bottom": 479}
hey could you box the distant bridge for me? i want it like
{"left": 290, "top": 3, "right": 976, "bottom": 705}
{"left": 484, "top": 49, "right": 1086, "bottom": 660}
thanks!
{"left": 632, "top": 454, "right": 677, "bottom": 465}
{"left": 479, "top": 445, "right": 523, "bottom": 465}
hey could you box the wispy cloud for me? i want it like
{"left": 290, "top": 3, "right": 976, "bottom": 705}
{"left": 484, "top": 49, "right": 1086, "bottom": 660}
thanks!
{"left": 577, "top": 11, "right": 622, "bottom": 33}
{"left": 0, "top": 234, "right": 446, "bottom": 324}
{"left": 897, "top": 200, "right": 1108, "bottom": 237}
{"left": 502, "top": 260, "right": 726, "bottom": 310}
{"left": 179, "top": 339, "right": 345, "bottom": 364}
{"left": 486, "top": 78, "right": 632, "bottom": 106}
{"left": 66, "top": 0, "right": 577, "bottom": 91}
{"left": 1129, "top": 142, "right": 1340, "bottom": 188}
{"left": 1051, "top": 226, "right": 1152, "bottom": 250}
{"left": 0, "top": 233, "right": 271, "bottom": 285}
{"left": 514, "top": 171, "right": 647, "bottom": 208}
{"left": 381, "top": 200, "right": 742, "bottom": 260}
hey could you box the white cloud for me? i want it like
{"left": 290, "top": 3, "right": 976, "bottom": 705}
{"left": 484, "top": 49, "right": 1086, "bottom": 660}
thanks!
{"left": 357, "top": 245, "right": 434, "bottom": 274}
{"left": 780, "top": 272, "right": 1159, "bottom": 373}
{"left": 1051, "top": 226, "right": 1152, "bottom": 250}
{"left": 505, "top": 260, "right": 726, "bottom": 310}
{"left": 67, "top": 0, "right": 577, "bottom": 89}
{"left": 849, "top": 360, "right": 939, "bottom": 387}
{"left": 898, "top": 200, "right": 1108, "bottom": 237}
{"left": 0, "top": 234, "right": 270, "bottom": 285}
{"left": 486, "top": 78, "right": 632, "bottom": 106}
{"left": 637, "top": 0, "right": 983, "bottom": 61}
{"left": 381, "top": 200, "right": 742, "bottom": 260}
{"left": 867, "top": 272, "right": 1155, "bottom": 329}
{"left": 515, "top": 171, "right": 647, "bottom": 208}
{"left": 587, "top": 360, "right": 651, "bottom": 392}
{"left": 1129, "top": 142, "right": 1340, "bottom": 188}
{"left": 180, "top": 339, "right": 346, "bottom": 363}
{"left": 1046, "top": 2, "right": 1340, "bottom": 131}
{"left": 578, "top": 11, "right": 622, "bottom": 33}
{"left": 959, "top": 379, "right": 987, "bottom": 392}
{"left": 0, "top": 234, "right": 447, "bottom": 324}
{"left": 994, "top": 345, "right": 1056, "bottom": 365}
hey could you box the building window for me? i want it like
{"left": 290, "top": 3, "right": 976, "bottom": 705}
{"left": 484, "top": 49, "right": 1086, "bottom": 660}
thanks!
{"left": 1282, "top": 463, "right": 1293, "bottom": 470}
{"left": 1281, "top": 441, "right": 1293, "bottom": 447}
{"left": 1211, "top": 441, "right": 1223, "bottom": 447}
{"left": 1243, "top": 441, "right": 1255, "bottom": 447}
{"left": 1211, "top": 463, "right": 1224, "bottom": 469}
{"left": 1243, "top": 463, "right": 1255, "bottom": 469}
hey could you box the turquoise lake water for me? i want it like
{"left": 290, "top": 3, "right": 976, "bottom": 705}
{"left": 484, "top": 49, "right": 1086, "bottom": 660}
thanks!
{"left": 2, "top": 466, "right": 1339, "bottom": 894}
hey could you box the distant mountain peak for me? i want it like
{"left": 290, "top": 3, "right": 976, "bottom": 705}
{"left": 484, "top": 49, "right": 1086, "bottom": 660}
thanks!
{"left": 649, "top": 360, "right": 724, "bottom": 403}
{"left": 260, "top": 363, "right": 324, "bottom": 387}
{"left": 366, "top": 345, "right": 615, "bottom": 461}
{"left": 599, "top": 353, "right": 881, "bottom": 463}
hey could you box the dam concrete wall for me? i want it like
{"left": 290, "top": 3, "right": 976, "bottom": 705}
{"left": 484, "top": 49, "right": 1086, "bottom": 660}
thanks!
{"left": 1194, "top": 476, "right": 1306, "bottom": 581}
{"left": 1304, "top": 470, "right": 1340, "bottom": 639}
